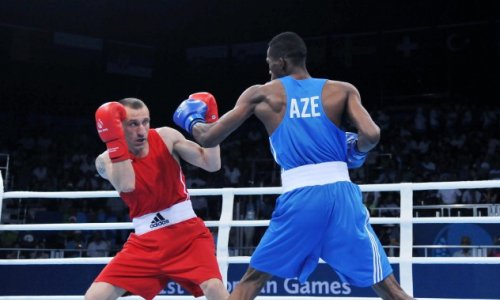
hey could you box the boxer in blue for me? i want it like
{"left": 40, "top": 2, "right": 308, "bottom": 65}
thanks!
{"left": 174, "top": 31, "right": 415, "bottom": 300}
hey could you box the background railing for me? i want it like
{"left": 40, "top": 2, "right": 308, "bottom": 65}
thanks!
{"left": 370, "top": 203, "right": 500, "bottom": 217}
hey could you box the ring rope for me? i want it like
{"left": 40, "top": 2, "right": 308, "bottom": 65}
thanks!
{"left": 1, "top": 255, "right": 500, "bottom": 266}
{"left": 0, "top": 216, "right": 499, "bottom": 232}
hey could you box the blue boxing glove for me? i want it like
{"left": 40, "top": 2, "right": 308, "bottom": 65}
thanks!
{"left": 346, "top": 132, "right": 368, "bottom": 169}
{"left": 173, "top": 99, "right": 208, "bottom": 135}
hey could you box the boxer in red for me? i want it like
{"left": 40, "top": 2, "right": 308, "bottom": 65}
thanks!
{"left": 85, "top": 95, "right": 228, "bottom": 300}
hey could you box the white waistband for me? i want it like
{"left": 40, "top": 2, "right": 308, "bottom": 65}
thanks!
{"left": 281, "top": 161, "right": 351, "bottom": 193}
{"left": 132, "top": 200, "right": 196, "bottom": 235}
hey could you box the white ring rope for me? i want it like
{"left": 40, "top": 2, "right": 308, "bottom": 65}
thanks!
{"left": 2, "top": 255, "right": 500, "bottom": 266}
{"left": 3, "top": 180, "right": 499, "bottom": 199}
{"left": 0, "top": 177, "right": 499, "bottom": 300}
{"left": 1, "top": 216, "right": 499, "bottom": 231}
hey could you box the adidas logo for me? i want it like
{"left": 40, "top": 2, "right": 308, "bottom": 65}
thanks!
{"left": 149, "top": 213, "right": 170, "bottom": 228}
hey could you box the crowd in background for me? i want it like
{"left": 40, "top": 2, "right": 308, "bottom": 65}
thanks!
{"left": 0, "top": 101, "right": 499, "bottom": 259}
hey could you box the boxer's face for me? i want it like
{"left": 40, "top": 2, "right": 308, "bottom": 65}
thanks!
{"left": 123, "top": 106, "right": 150, "bottom": 155}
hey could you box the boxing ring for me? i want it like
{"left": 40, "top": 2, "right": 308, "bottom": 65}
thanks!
{"left": 0, "top": 172, "right": 499, "bottom": 300}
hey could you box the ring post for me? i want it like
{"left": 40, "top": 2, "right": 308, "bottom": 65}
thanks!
{"left": 399, "top": 182, "right": 414, "bottom": 296}
{"left": 217, "top": 188, "right": 235, "bottom": 286}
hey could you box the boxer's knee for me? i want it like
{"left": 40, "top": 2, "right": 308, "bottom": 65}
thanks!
{"left": 85, "top": 282, "right": 124, "bottom": 300}
{"left": 200, "top": 278, "right": 228, "bottom": 300}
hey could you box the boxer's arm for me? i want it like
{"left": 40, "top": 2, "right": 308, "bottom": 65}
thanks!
{"left": 157, "top": 127, "right": 221, "bottom": 172}
{"left": 344, "top": 84, "right": 380, "bottom": 152}
{"left": 95, "top": 152, "right": 135, "bottom": 192}
{"left": 95, "top": 154, "right": 109, "bottom": 179}
{"left": 192, "top": 85, "right": 263, "bottom": 147}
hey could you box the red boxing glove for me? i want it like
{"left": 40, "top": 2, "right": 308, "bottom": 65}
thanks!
{"left": 95, "top": 102, "right": 129, "bottom": 163}
{"left": 189, "top": 92, "right": 218, "bottom": 123}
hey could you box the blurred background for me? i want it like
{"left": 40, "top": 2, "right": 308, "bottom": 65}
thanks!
{"left": 0, "top": 0, "right": 498, "bottom": 260}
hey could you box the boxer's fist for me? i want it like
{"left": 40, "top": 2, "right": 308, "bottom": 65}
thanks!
{"left": 188, "top": 92, "right": 218, "bottom": 123}
{"left": 95, "top": 102, "right": 129, "bottom": 163}
{"left": 173, "top": 99, "right": 207, "bottom": 134}
{"left": 346, "top": 132, "right": 367, "bottom": 169}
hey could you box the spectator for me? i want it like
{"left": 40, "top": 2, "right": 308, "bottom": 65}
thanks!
{"left": 65, "top": 231, "right": 86, "bottom": 257}
{"left": 482, "top": 189, "right": 498, "bottom": 204}
{"left": 428, "top": 107, "right": 441, "bottom": 130}
{"left": 192, "top": 195, "right": 209, "bottom": 220}
{"left": 379, "top": 225, "right": 400, "bottom": 257}
{"left": 242, "top": 200, "right": 256, "bottom": 255}
{"left": 453, "top": 235, "right": 473, "bottom": 257}
{"left": 436, "top": 175, "right": 462, "bottom": 206}
{"left": 488, "top": 236, "right": 500, "bottom": 257}
{"left": 378, "top": 193, "right": 400, "bottom": 217}
{"left": 414, "top": 107, "right": 427, "bottom": 134}
{"left": 86, "top": 232, "right": 110, "bottom": 257}
{"left": 461, "top": 189, "right": 482, "bottom": 204}
{"left": 224, "top": 163, "right": 241, "bottom": 186}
